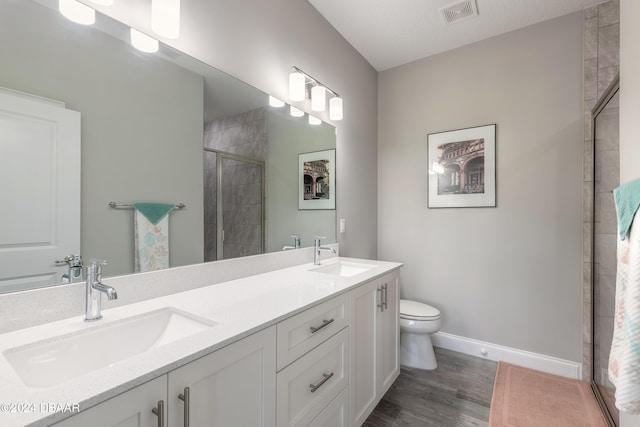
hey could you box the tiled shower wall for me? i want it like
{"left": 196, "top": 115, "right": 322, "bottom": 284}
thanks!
{"left": 203, "top": 108, "right": 267, "bottom": 261}
{"left": 582, "top": 0, "right": 619, "bottom": 382}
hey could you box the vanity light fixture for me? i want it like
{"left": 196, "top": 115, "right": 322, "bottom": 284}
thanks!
{"left": 289, "top": 66, "right": 343, "bottom": 120}
{"left": 329, "top": 96, "right": 343, "bottom": 121}
{"left": 289, "top": 71, "right": 306, "bottom": 102}
{"left": 59, "top": 0, "right": 96, "bottom": 25}
{"left": 308, "top": 115, "right": 321, "bottom": 125}
{"left": 311, "top": 85, "right": 326, "bottom": 112}
{"left": 269, "top": 96, "right": 285, "bottom": 107}
{"left": 90, "top": 0, "right": 114, "bottom": 5}
{"left": 130, "top": 28, "right": 159, "bottom": 53}
{"left": 290, "top": 106, "right": 304, "bottom": 117}
{"left": 151, "top": 0, "right": 180, "bottom": 39}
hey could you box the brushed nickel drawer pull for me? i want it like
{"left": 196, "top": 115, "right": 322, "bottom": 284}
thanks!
{"left": 310, "top": 372, "right": 334, "bottom": 393}
{"left": 310, "top": 318, "right": 335, "bottom": 333}
{"left": 151, "top": 400, "right": 165, "bottom": 427}
{"left": 377, "top": 287, "right": 384, "bottom": 311}
{"left": 383, "top": 284, "right": 388, "bottom": 310}
{"left": 179, "top": 387, "right": 190, "bottom": 427}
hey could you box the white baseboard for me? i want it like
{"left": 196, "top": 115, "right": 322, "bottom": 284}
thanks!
{"left": 431, "top": 331, "right": 583, "bottom": 380}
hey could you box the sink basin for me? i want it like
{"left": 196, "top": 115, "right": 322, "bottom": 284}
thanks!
{"left": 310, "top": 261, "right": 376, "bottom": 277}
{"left": 3, "top": 307, "right": 216, "bottom": 388}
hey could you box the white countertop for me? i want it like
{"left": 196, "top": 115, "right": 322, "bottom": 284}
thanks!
{"left": 0, "top": 257, "right": 402, "bottom": 426}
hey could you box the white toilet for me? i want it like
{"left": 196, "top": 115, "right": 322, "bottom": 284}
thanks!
{"left": 399, "top": 299, "right": 442, "bottom": 370}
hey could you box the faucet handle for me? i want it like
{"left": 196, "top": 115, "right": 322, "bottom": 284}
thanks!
{"left": 314, "top": 236, "right": 326, "bottom": 241}
{"left": 88, "top": 258, "right": 108, "bottom": 267}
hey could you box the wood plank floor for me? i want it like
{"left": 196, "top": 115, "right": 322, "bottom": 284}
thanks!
{"left": 363, "top": 347, "right": 498, "bottom": 427}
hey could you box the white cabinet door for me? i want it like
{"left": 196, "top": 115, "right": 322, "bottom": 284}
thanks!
{"left": 52, "top": 376, "right": 167, "bottom": 427}
{"left": 0, "top": 88, "right": 80, "bottom": 292}
{"left": 308, "top": 388, "right": 349, "bottom": 427}
{"left": 168, "top": 326, "right": 276, "bottom": 427}
{"left": 379, "top": 274, "right": 400, "bottom": 393}
{"left": 350, "top": 279, "right": 379, "bottom": 426}
{"left": 350, "top": 272, "right": 400, "bottom": 427}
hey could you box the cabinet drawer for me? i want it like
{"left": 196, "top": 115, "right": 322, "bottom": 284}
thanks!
{"left": 277, "top": 328, "right": 349, "bottom": 427}
{"left": 308, "top": 387, "right": 348, "bottom": 427}
{"left": 277, "top": 293, "right": 349, "bottom": 371}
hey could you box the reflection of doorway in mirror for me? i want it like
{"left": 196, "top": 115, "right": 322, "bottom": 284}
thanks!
{"left": 0, "top": 89, "right": 80, "bottom": 293}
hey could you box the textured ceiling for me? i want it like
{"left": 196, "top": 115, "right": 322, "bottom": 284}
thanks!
{"left": 307, "top": 0, "right": 605, "bottom": 71}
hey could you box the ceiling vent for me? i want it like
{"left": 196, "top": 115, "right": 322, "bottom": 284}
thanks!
{"left": 439, "top": 0, "right": 478, "bottom": 25}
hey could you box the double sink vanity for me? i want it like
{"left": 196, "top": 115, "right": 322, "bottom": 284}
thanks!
{"left": 0, "top": 254, "right": 402, "bottom": 427}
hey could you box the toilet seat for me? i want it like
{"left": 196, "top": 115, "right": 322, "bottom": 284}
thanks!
{"left": 400, "top": 299, "right": 440, "bottom": 321}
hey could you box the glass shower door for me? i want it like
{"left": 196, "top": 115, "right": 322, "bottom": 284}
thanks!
{"left": 204, "top": 149, "right": 264, "bottom": 261}
{"left": 591, "top": 80, "right": 619, "bottom": 427}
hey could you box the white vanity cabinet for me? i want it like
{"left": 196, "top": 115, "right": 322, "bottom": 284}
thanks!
{"left": 276, "top": 294, "right": 350, "bottom": 427}
{"left": 53, "top": 326, "right": 276, "bottom": 427}
{"left": 167, "top": 325, "right": 276, "bottom": 427}
{"left": 349, "top": 271, "right": 400, "bottom": 426}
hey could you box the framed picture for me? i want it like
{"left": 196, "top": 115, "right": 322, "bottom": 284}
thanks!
{"left": 427, "top": 124, "right": 496, "bottom": 208}
{"left": 299, "top": 149, "right": 336, "bottom": 210}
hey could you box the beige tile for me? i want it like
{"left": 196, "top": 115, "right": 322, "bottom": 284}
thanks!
{"left": 598, "top": 1, "right": 620, "bottom": 27}
{"left": 584, "top": 17, "right": 598, "bottom": 60}
{"left": 585, "top": 5, "right": 598, "bottom": 20}
{"left": 584, "top": 139, "right": 594, "bottom": 182}
{"left": 597, "top": 24, "right": 620, "bottom": 69}
{"left": 585, "top": 58, "right": 598, "bottom": 101}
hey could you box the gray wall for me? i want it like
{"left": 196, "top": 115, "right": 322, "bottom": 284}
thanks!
{"left": 378, "top": 13, "right": 584, "bottom": 361}
{"left": 0, "top": 1, "right": 205, "bottom": 276}
{"left": 89, "top": 0, "right": 380, "bottom": 260}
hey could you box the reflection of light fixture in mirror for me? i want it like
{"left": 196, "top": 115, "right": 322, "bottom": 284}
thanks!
{"left": 130, "top": 28, "right": 159, "bottom": 53}
{"left": 290, "top": 106, "right": 304, "bottom": 117}
{"left": 269, "top": 96, "right": 285, "bottom": 107}
{"left": 289, "top": 71, "right": 305, "bottom": 102}
{"left": 289, "top": 66, "right": 342, "bottom": 120}
{"left": 152, "top": 0, "right": 180, "bottom": 39}
{"left": 308, "top": 115, "right": 321, "bottom": 125}
{"left": 311, "top": 86, "right": 326, "bottom": 112}
{"left": 329, "top": 96, "right": 343, "bottom": 121}
{"left": 59, "top": 0, "right": 95, "bottom": 25}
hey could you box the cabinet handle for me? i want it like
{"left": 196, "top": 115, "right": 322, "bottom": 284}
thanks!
{"left": 310, "top": 318, "right": 334, "bottom": 333}
{"left": 383, "top": 284, "right": 388, "bottom": 310}
{"left": 309, "top": 372, "right": 334, "bottom": 393}
{"left": 377, "top": 287, "right": 384, "bottom": 311}
{"left": 179, "top": 387, "right": 190, "bottom": 427}
{"left": 151, "top": 400, "right": 165, "bottom": 427}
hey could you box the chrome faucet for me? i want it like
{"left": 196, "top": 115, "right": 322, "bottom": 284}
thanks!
{"left": 56, "top": 254, "right": 83, "bottom": 283}
{"left": 85, "top": 259, "right": 117, "bottom": 322}
{"left": 313, "top": 236, "right": 336, "bottom": 265}
{"left": 282, "top": 235, "right": 301, "bottom": 251}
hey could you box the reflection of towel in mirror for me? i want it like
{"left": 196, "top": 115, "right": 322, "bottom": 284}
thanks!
{"left": 133, "top": 203, "right": 176, "bottom": 273}
{"left": 609, "top": 179, "right": 640, "bottom": 414}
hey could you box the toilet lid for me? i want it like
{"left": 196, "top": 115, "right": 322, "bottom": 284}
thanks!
{"left": 400, "top": 299, "right": 440, "bottom": 320}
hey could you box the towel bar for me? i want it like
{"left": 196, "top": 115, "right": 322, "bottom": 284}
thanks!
{"left": 108, "top": 201, "right": 186, "bottom": 209}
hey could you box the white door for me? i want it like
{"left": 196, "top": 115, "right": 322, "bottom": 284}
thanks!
{"left": 0, "top": 88, "right": 80, "bottom": 292}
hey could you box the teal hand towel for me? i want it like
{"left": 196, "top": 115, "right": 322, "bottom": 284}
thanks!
{"left": 132, "top": 203, "right": 176, "bottom": 225}
{"left": 614, "top": 178, "right": 640, "bottom": 240}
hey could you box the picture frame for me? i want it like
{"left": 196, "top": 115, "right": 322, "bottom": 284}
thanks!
{"left": 427, "top": 124, "right": 496, "bottom": 208}
{"left": 299, "top": 149, "right": 336, "bottom": 210}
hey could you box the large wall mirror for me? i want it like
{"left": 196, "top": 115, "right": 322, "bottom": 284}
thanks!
{"left": 0, "top": 0, "right": 336, "bottom": 293}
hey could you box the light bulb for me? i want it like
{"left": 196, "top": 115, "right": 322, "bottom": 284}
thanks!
{"left": 329, "top": 96, "right": 343, "bottom": 121}
{"left": 290, "top": 106, "right": 304, "bottom": 117}
{"left": 289, "top": 71, "right": 305, "bottom": 102}
{"left": 59, "top": 0, "right": 95, "bottom": 25}
{"left": 130, "top": 28, "right": 159, "bottom": 53}
{"left": 308, "top": 115, "right": 321, "bottom": 125}
{"left": 269, "top": 96, "right": 285, "bottom": 107}
{"left": 311, "top": 86, "right": 326, "bottom": 112}
{"left": 152, "top": 0, "right": 180, "bottom": 39}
